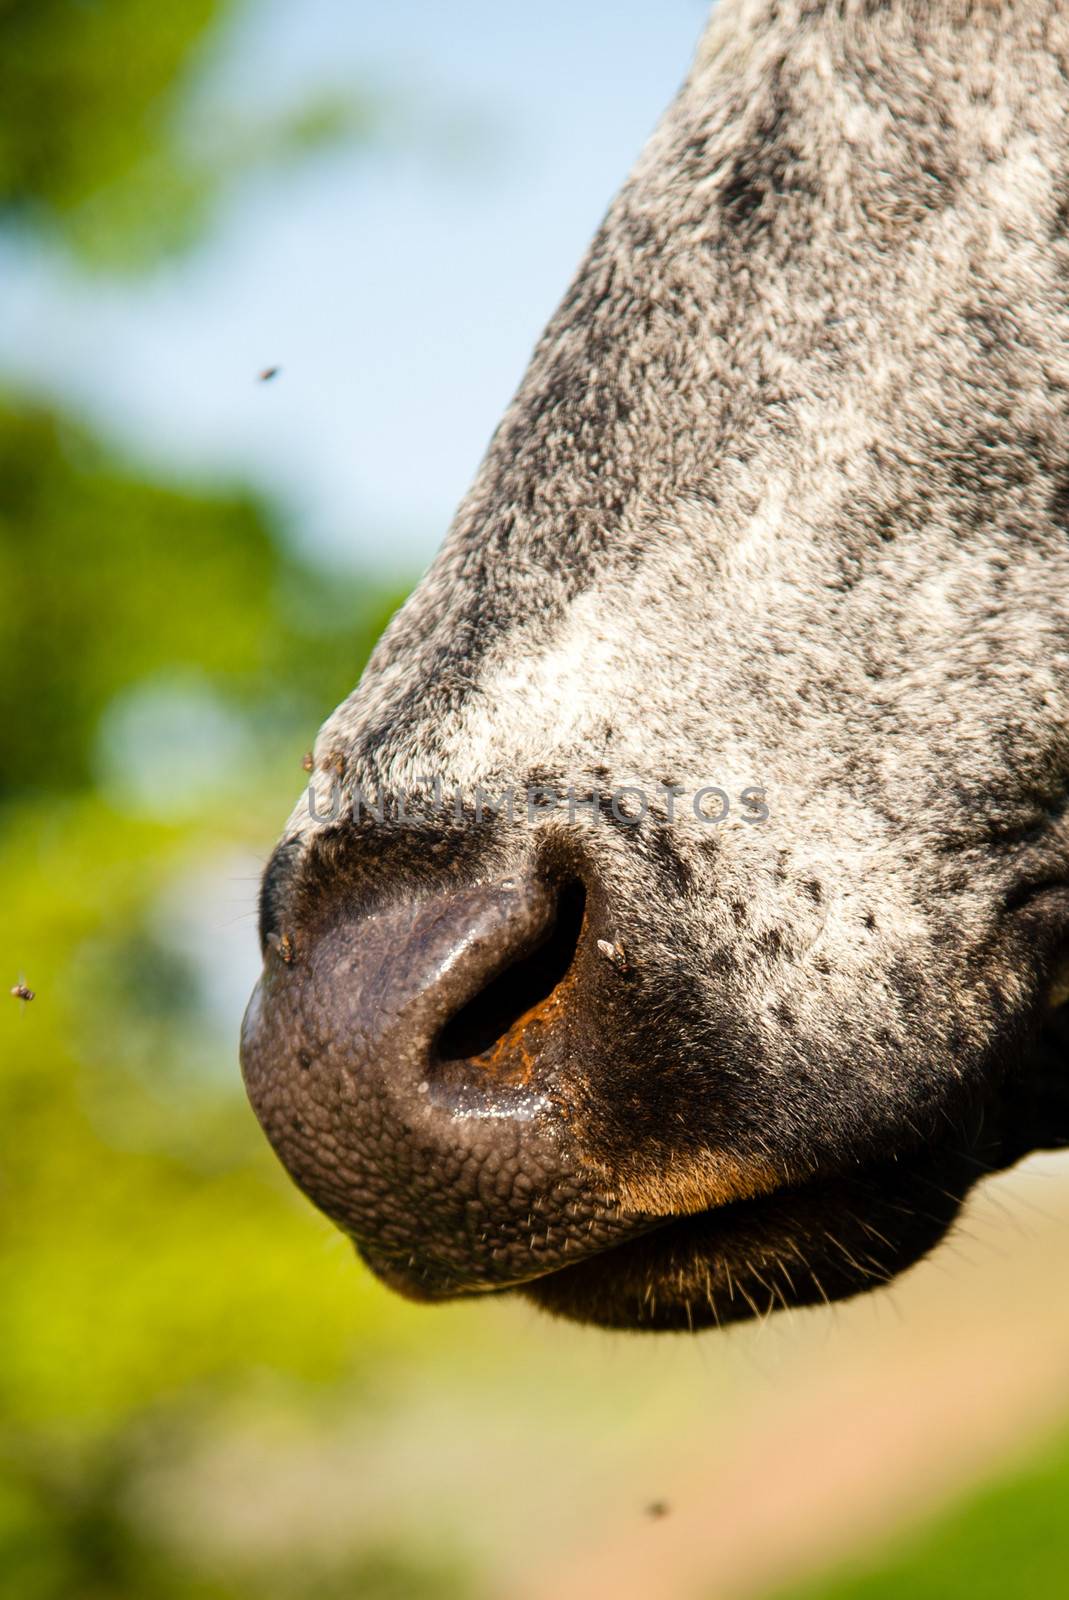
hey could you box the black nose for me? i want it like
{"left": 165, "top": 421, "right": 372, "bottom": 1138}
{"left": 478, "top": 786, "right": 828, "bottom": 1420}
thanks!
{"left": 239, "top": 865, "right": 649, "bottom": 1298}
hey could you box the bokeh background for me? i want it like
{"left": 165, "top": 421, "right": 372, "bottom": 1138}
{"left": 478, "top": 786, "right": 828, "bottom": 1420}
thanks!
{"left": 4, "top": 3, "right": 1069, "bottom": 1597}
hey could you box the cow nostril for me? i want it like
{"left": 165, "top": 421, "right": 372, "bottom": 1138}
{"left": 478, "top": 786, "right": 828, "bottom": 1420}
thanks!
{"left": 435, "top": 880, "right": 586, "bottom": 1064}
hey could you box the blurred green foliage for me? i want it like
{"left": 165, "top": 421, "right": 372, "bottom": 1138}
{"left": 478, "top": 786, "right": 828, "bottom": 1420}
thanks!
{"left": 0, "top": 0, "right": 221, "bottom": 216}
{"left": 0, "top": 3, "right": 483, "bottom": 1594}
{"left": 0, "top": 400, "right": 469, "bottom": 1589}
{"left": 0, "top": 0, "right": 378, "bottom": 267}
{"left": 0, "top": 399, "right": 403, "bottom": 797}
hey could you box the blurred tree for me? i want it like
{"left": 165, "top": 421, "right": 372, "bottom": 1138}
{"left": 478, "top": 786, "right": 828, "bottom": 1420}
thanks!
{"left": 0, "top": 397, "right": 402, "bottom": 797}
{"left": 0, "top": 4, "right": 477, "bottom": 1596}
{"left": 0, "top": 0, "right": 222, "bottom": 217}
{"left": 0, "top": 0, "right": 378, "bottom": 267}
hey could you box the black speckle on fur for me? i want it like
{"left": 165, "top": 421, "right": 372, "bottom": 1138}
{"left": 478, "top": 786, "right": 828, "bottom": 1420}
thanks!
{"left": 1048, "top": 474, "right": 1069, "bottom": 528}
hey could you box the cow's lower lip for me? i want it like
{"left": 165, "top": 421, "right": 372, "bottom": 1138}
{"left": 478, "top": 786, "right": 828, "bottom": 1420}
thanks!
{"left": 351, "top": 1135, "right": 977, "bottom": 1327}
{"left": 515, "top": 1197, "right": 815, "bottom": 1330}
{"left": 353, "top": 1205, "right": 668, "bottom": 1304}
{"left": 512, "top": 1141, "right": 988, "bottom": 1331}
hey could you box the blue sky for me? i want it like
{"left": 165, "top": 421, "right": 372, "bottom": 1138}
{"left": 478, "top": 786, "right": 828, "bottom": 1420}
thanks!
{"left": 0, "top": 0, "right": 706, "bottom": 576}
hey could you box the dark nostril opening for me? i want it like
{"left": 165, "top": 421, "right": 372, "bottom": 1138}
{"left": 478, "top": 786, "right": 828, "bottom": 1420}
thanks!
{"left": 436, "top": 880, "right": 586, "bottom": 1063}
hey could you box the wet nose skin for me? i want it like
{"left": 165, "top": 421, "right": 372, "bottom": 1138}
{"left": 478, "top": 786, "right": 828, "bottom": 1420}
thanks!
{"left": 239, "top": 871, "right": 655, "bottom": 1298}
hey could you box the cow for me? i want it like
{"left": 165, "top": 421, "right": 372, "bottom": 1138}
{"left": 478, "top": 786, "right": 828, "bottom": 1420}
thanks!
{"left": 241, "top": 0, "right": 1069, "bottom": 1331}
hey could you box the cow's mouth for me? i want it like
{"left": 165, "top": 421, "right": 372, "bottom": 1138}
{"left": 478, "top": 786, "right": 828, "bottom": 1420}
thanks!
{"left": 347, "top": 1123, "right": 984, "bottom": 1331}
{"left": 514, "top": 1147, "right": 976, "bottom": 1331}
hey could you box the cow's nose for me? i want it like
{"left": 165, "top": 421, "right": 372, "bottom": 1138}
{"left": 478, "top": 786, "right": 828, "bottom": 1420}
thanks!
{"left": 239, "top": 867, "right": 641, "bottom": 1295}
{"left": 309, "top": 870, "right": 587, "bottom": 1118}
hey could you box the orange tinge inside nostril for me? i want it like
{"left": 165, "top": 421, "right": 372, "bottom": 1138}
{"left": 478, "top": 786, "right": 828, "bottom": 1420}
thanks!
{"left": 434, "top": 881, "right": 586, "bottom": 1081}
